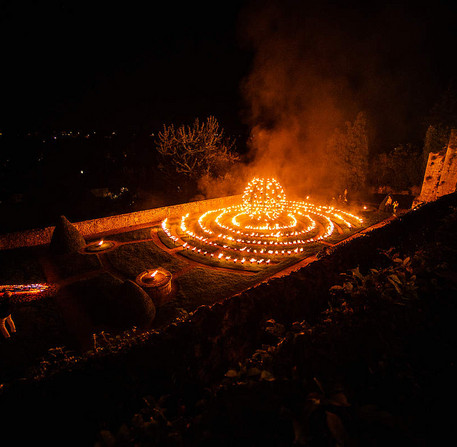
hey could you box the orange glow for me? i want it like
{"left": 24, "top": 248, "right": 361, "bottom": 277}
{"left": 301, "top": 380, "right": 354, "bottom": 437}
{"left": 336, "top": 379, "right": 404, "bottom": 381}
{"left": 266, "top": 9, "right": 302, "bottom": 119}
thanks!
{"left": 242, "top": 177, "right": 287, "bottom": 220}
{"left": 1, "top": 283, "right": 50, "bottom": 296}
{"left": 161, "top": 177, "right": 363, "bottom": 266}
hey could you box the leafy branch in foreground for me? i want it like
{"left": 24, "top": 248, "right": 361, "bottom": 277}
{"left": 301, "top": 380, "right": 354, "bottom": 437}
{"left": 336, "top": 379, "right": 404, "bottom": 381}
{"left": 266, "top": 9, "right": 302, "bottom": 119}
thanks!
{"left": 329, "top": 249, "right": 419, "bottom": 304}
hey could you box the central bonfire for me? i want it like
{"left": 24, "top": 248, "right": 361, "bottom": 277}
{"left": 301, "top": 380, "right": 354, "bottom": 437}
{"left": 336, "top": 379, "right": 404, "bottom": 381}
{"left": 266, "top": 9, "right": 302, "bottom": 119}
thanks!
{"left": 161, "top": 177, "right": 363, "bottom": 266}
{"left": 242, "top": 177, "right": 287, "bottom": 221}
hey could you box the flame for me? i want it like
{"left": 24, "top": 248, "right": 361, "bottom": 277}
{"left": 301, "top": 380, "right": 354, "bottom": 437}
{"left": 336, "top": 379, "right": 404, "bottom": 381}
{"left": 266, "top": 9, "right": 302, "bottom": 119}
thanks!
{"left": 98, "top": 239, "right": 104, "bottom": 246}
{"left": 160, "top": 177, "right": 363, "bottom": 267}
{"left": 150, "top": 269, "right": 158, "bottom": 278}
{"left": 242, "top": 177, "right": 286, "bottom": 220}
{"left": 1, "top": 283, "right": 49, "bottom": 296}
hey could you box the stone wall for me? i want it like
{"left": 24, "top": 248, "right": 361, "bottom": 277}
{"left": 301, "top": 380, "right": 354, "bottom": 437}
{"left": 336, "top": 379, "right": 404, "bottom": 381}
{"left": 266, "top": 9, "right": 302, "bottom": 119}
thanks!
{"left": 0, "top": 195, "right": 242, "bottom": 250}
{"left": 436, "top": 130, "right": 457, "bottom": 197}
{"left": 415, "top": 129, "right": 457, "bottom": 205}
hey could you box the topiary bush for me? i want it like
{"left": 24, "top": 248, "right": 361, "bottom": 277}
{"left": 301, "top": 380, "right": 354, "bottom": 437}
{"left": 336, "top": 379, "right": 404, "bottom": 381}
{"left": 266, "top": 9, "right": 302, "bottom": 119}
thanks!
{"left": 49, "top": 215, "right": 86, "bottom": 254}
{"left": 114, "top": 280, "right": 156, "bottom": 330}
{"left": 66, "top": 274, "right": 156, "bottom": 332}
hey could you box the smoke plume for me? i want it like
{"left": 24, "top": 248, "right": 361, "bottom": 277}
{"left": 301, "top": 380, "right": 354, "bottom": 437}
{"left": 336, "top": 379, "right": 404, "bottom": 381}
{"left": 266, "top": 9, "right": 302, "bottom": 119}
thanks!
{"left": 230, "top": 0, "right": 432, "bottom": 199}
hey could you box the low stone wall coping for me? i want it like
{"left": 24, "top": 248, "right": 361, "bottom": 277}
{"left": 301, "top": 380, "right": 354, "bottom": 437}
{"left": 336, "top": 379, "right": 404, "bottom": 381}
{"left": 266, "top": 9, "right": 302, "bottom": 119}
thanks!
{"left": 0, "top": 195, "right": 242, "bottom": 251}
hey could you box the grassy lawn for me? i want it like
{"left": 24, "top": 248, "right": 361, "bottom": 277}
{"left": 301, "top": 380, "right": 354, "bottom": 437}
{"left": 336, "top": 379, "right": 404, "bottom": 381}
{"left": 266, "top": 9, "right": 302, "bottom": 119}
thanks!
{"left": 174, "top": 267, "right": 258, "bottom": 308}
{"left": 174, "top": 254, "right": 311, "bottom": 310}
{"left": 105, "top": 241, "right": 186, "bottom": 279}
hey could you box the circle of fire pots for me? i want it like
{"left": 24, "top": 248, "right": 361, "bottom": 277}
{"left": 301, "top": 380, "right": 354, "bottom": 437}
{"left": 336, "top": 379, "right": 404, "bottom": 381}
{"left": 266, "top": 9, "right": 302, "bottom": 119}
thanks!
{"left": 135, "top": 267, "right": 173, "bottom": 306}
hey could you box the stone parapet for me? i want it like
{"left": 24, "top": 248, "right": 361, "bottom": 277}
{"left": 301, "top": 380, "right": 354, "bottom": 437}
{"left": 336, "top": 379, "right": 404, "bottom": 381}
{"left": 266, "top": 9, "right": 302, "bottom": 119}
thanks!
{"left": 0, "top": 195, "right": 242, "bottom": 250}
{"left": 436, "top": 129, "right": 457, "bottom": 197}
{"left": 414, "top": 129, "right": 457, "bottom": 206}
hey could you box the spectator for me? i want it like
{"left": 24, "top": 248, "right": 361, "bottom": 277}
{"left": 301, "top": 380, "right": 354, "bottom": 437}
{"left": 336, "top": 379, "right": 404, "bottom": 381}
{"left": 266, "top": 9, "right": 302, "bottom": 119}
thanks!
{"left": 393, "top": 200, "right": 399, "bottom": 215}
{"left": 378, "top": 194, "right": 393, "bottom": 213}
{"left": 0, "top": 292, "right": 16, "bottom": 339}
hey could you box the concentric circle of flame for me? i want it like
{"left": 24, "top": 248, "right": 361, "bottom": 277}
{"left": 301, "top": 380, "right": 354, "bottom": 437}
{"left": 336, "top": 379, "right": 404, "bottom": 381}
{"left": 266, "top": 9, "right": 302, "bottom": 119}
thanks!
{"left": 161, "top": 177, "right": 363, "bottom": 266}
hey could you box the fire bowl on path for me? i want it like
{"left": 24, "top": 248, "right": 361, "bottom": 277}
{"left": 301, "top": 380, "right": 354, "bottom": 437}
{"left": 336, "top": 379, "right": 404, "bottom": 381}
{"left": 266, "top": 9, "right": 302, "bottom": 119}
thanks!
{"left": 135, "top": 267, "right": 172, "bottom": 305}
{"left": 85, "top": 239, "right": 117, "bottom": 253}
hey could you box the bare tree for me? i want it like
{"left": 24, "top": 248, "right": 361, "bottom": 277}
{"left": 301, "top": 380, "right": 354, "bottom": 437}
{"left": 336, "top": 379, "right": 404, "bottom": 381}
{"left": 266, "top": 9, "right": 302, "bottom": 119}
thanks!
{"left": 156, "top": 116, "right": 238, "bottom": 182}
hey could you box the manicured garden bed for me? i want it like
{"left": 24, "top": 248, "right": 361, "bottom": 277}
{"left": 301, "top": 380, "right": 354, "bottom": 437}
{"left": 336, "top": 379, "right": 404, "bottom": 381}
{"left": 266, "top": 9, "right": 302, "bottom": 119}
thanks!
{"left": 105, "top": 240, "right": 186, "bottom": 277}
{"left": 1, "top": 195, "right": 455, "bottom": 446}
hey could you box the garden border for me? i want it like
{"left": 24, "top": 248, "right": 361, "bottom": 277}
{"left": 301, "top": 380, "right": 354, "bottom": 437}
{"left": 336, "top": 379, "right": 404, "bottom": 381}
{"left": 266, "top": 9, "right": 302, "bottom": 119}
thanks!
{"left": 0, "top": 195, "right": 242, "bottom": 250}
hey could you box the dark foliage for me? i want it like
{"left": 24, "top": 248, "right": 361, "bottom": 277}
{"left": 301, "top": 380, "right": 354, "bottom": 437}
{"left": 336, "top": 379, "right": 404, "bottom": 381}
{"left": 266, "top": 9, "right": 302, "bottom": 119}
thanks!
{"left": 1, "top": 193, "right": 457, "bottom": 446}
{"left": 116, "top": 280, "right": 156, "bottom": 330}
{"left": 64, "top": 274, "right": 156, "bottom": 332}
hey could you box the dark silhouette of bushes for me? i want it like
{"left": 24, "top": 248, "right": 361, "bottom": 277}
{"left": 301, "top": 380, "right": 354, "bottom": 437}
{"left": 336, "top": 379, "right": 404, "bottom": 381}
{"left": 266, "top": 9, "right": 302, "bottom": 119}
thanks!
{"left": 115, "top": 280, "right": 156, "bottom": 330}
{"left": 65, "top": 274, "right": 155, "bottom": 331}
{"left": 2, "top": 193, "right": 457, "bottom": 446}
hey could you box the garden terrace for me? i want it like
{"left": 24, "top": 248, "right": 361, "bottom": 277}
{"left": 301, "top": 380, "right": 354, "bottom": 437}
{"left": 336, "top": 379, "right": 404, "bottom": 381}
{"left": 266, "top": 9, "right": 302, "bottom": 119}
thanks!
{"left": 159, "top": 178, "right": 368, "bottom": 269}
{"left": 0, "top": 190, "right": 384, "bottom": 378}
{"left": 0, "top": 191, "right": 453, "bottom": 445}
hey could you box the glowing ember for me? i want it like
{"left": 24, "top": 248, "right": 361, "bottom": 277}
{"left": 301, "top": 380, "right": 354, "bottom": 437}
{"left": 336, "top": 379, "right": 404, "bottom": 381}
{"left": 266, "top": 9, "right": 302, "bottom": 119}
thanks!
{"left": 242, "top": 177, "right": 287, "bottom": 220}
{"left": 85, "top": 239, "right": 116, "bottom": 253}
{"left": 161, "top": 177, "right": 363, "bottom": 267}
{"left": 136, "top": 268, "right": 173, "bottom": 304}
{"left": 140, "top": 269, "right": 164, "bottom": 284}
{"left": 0, "top": 283, "right": 49, "bottom": 295}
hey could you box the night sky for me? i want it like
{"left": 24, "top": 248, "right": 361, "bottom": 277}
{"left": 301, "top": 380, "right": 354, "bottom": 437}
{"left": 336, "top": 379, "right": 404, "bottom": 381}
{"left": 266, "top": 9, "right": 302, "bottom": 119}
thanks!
{"left": 0, "top": 1, "right": 249, "bottom": 133}
{"left": 1, "top": 0, "right": 456, "bottom": 145}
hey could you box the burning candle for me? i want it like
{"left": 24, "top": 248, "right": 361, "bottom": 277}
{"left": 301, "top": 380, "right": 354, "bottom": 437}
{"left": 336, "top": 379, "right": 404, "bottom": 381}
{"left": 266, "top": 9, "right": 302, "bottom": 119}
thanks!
{"left": 85, "top": 238, "right": 116, "bottom": 253}
{"left": 159, "top": 177, "right": 364, "bottom": 268}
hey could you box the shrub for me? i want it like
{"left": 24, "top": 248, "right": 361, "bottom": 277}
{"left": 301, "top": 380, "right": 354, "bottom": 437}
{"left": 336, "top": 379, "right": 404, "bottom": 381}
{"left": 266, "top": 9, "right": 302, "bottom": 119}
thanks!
{"left": 115, "top": 280, "right": 156, "bottom": 330}
{"left": 49, "top": 215, "right": 86, "bottom": 254}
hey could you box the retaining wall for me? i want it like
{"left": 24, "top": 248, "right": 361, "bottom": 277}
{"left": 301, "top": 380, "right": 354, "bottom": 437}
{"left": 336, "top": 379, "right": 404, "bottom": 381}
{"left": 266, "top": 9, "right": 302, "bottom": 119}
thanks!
{"left": 3, "top": 192, "right": 456, "bottom": 447}
{"left": 0, "top": 195, "right": 242, "bottom": 250}
{"left": 416, "top": 129, "right": 457, "bottom": 203}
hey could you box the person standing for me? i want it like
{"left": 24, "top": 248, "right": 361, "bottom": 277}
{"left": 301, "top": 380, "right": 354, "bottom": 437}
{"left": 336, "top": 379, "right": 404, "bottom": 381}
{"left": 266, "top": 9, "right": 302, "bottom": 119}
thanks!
{"left": 392, "top": 200, "right": 399, "bottom": 215}
{"left": 0, "top": 292, "right": 16, "bottom": 339}
{"left": 378, "top": 194, "right": 393, "bottom": 213}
